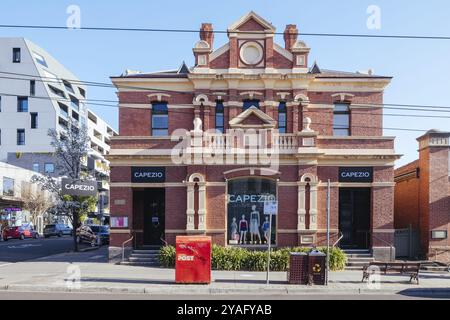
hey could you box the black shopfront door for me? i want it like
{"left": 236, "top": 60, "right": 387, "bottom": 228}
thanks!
{"left": 134, "top": 189, "right": 165, "bottom": 247}
{"left": 339, "top": 188, "right": 371, "bottom": 249}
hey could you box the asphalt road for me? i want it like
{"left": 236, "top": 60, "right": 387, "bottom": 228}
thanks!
{"left": 0, "top": 291, "right": 445, "bottom": 300}
{"left": 0, "top": 236, "right": 74, "bottom": 263}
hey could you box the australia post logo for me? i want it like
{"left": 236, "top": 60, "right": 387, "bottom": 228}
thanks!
{"left": 177, "top": 254, "right": 195, "bottom": 262}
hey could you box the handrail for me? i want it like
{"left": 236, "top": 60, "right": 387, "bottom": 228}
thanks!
{"left": 333, "top": 232, "right": 344, "bottom": 248}
{"left": 122, "top": 233, "right": 134, "bottom": 262}
{"left": 371, "top": 232, "right": 395, "bottom": 261}
{"left": 160, "top": 236, "right": 168, "bottom": 247}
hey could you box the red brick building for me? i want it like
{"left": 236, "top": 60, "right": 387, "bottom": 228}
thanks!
{"left": 108, "top": 12, "right": 399, "bottom": 262}
{"left": 395, "top": 130, "right": 450, "bottom": 263}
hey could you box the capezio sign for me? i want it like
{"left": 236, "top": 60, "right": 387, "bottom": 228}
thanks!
{"left": 61, "top": 178, "right": 98, "bottom": 197}
{"left": 339, "top": 167, "right": 374, "bottom": 183}
{"left": 131, "top": 167, "right": 166, "bottom": 183}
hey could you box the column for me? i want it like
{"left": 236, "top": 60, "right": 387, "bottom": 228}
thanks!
{"left": 186, "top": 183, "right": 195, "bottom": 231}
{"left": 198, "top": 183, "right": 207, "bottom": 231}
{"left": 309, "top": 183, "right": 318, "bottom": 230}
{"left": 297, "top": 182, "right": 306, "bottom": 230}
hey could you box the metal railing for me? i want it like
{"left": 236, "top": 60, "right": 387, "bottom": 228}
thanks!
{"left": 333, "top": 232, "right": 344, "bottom": 248}
{"left": 121, "top": 233, "right": 134, "bottom": 262}
{"left": 160, "top": 236, "right": 168, "bottom": 247}
{"left": 371, "top": 232, "right": 395, "bottom": 261}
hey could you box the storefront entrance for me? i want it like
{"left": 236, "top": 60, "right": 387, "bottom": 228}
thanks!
{"left": 339, "top": 188, "right": 371, "bottom": 249}
{"left": 133, "top": 189, "right": 165, "bottom": 247}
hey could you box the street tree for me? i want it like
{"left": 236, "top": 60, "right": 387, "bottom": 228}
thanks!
{"left": 32, "top": 120, "right": 96, "bottom": 251}
{"left": 21, "top": 184, "right": 54, "bottom": 230}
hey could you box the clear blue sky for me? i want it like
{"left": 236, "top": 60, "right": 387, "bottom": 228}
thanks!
{"left": 1, "top": 0, "right": 449, "bottom": 167}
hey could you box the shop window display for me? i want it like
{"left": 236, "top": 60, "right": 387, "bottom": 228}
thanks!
{"left": 227, "top": 178, "right": 277, "bottom": 245}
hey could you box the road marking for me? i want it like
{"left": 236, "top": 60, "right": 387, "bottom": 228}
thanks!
{"left": 89, "top": 255, "right": 104, "bottom": 260}
{"left": 0, "top": 263, "right": 13, "bottom": 268}
{"left": 7, "top": 244, "right": 42, "bottom": 249}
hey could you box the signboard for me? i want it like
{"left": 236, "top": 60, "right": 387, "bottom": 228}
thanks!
{"left": 110, "top": 217, "right": 128, "bottom": 228}
{"left": 339, "top": 167, "right": 373, "bottom": 183}
{"left": 264, "top": 202, "right": 278, "bottom": 216}
{"left": 3, "top": 208, "right": 21, "bottom": 212}
{"left": 131, "top": 167, "right": 166, "bottom": 183}
{"left": 61, "top": 178, "right": 98, "bottom": 197}
{"left": 431, "top": 230, "right": 448, "bottom": 240}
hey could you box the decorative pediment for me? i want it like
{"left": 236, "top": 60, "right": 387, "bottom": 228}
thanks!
{"left": 228, "top": 11, "right": 276, "bottom": 33}
{"left": 229, "top": 107, "right": 276, "bottom": 129}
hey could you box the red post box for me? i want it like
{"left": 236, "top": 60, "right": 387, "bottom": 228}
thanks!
{"left": 175, "top": 236, "right": 212, "bottom": 284}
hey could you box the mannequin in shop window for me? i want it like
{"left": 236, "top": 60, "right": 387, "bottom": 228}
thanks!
{"left": 230, "top": 217, "right": 239, "bottom": 243}
{"left": 250, "top": 205, "right": 261, "bottom": 244}
{"left": 239, "top": 215, "right": 248, "bottom": 245}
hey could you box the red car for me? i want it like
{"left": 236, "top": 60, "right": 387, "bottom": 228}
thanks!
{"left": 2, "top": 225, "right": 39, "bottom": 241}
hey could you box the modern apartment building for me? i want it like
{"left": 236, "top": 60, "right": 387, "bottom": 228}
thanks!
{"left": 0, "top": 38, "right": 117, "bottom": 219}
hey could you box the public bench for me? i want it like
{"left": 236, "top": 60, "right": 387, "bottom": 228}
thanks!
{"left": 362, "top": 262, "right": 421, "bottom": 284}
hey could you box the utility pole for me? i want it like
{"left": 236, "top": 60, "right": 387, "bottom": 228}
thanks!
{"left": 326, "top": 179, "right": 331, "bottom": 286}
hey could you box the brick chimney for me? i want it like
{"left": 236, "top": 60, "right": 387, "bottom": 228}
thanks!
{"left": 200, "top": 23, "right": 214, "bottom": 49}
{"left": 284, "top": 24, "right": 298, "bottom": 51}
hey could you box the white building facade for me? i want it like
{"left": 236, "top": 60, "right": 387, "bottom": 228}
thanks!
{"left": 0, "top": 38, "right": 117, "bottom": 223}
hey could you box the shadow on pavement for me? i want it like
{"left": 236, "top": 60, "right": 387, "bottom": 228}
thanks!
{"left": 35, "top": 246, "right": 108, "bottom": 263}
{"left": 398, "top": 288, "right": 450, "bottom": 299}
{"left": 215, "top": 279, "right": 287, "bottom": 285}
{"left": 78, "top": 277, "right": 174, "bottom": 285}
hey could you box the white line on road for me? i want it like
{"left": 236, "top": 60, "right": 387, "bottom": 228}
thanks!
{"left": 0, "top": 263, "right": 13, "bottom": 268}
{"left": 89, "top": 255, "right": 105, "bottom": 260}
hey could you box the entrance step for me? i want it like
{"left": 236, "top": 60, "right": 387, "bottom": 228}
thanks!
{"left": 343, "top": 249, "right": 374, "bottom": 271}
{"left": 119, "top": 249, "right": 161, "bottom": 267}
{"left": 132, "top": 250, "right": 160, "bottom": 255}
{"left": 419, "top": 261, "right": 450, "bottom": 273}
{"left": 120, "top": 261, "right": 160, "bottom": 267}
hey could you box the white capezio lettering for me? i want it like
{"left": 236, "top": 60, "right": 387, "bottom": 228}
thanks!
{"left": 134, "top": 171, "right": 163, "bottom": 179}
{"left": 341, "top": 171, "right": 370, "bottom": 178}
{"left": 64, "top": 184, "right": 95, "bottom": 191}
{"left": 228, "top": 194, "right": 276, "bottom": 203}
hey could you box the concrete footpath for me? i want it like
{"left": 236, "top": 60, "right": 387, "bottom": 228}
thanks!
{"left": 0, "top": 248, "right": 449, "bottom": 298}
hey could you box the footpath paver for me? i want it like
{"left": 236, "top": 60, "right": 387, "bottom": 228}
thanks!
{"left": 0, "top": 249, "right": 449, "bottom": 296}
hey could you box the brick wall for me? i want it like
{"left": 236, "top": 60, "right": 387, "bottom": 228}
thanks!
{"left": 109, "top": 187, "right": 133, "bottom": 247}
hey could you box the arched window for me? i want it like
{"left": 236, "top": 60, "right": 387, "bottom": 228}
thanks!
{"left": 278, "top": 102, "right": 287, "bottom": 134}
{"left": 152, "top": 102, "right": 168, "bottom": 136}
{"left": 215, "top": 100, "right": 224, "bottom": 133}
{"left": 243, "top": 99, "right": 260, "bottom": 110}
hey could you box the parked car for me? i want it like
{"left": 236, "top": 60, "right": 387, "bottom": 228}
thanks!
{"left": 76, "top": 225, "right": 110, "bottom": 246}
{"left": 43, "top": 224, "right": 73, "bottom": 238}
{"left": 2, "top": 225, "right": 39, "bottom": 241}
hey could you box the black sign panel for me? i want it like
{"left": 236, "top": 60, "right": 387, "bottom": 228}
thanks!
{"left": 61, "top": 179, "right": 98, "bottom": 197}
{"left": 131, "top": 167, "right": 166, "bottom": 183}
{"left": 339, "top": 167, "right": 373, "bottom": 183}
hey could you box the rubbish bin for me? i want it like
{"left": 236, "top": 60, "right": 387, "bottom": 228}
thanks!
{"left": 287, "top": 252, "right": 308, "bottom": 285}
{"left": 308, "top": 250, "right": 326, "bottom": 286}
{"left": 175, "top": 236, "right": 212, "bottom": 284}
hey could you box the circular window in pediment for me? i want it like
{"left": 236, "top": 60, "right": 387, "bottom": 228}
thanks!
{"left": 240, "top": 41, "right": 264, "bottom": 66}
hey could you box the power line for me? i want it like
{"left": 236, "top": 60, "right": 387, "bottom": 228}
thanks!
{"left": 2, "top": 90, "right": 450, "bottom": 122}
{"left": 2, "top": 70, "right": 450, "bottom": 113}
{"left": 0, "top": 24, "right": 450, "bottom": 41}
{"left": 0, "top": 91, "right": 438, "bottom": 134}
